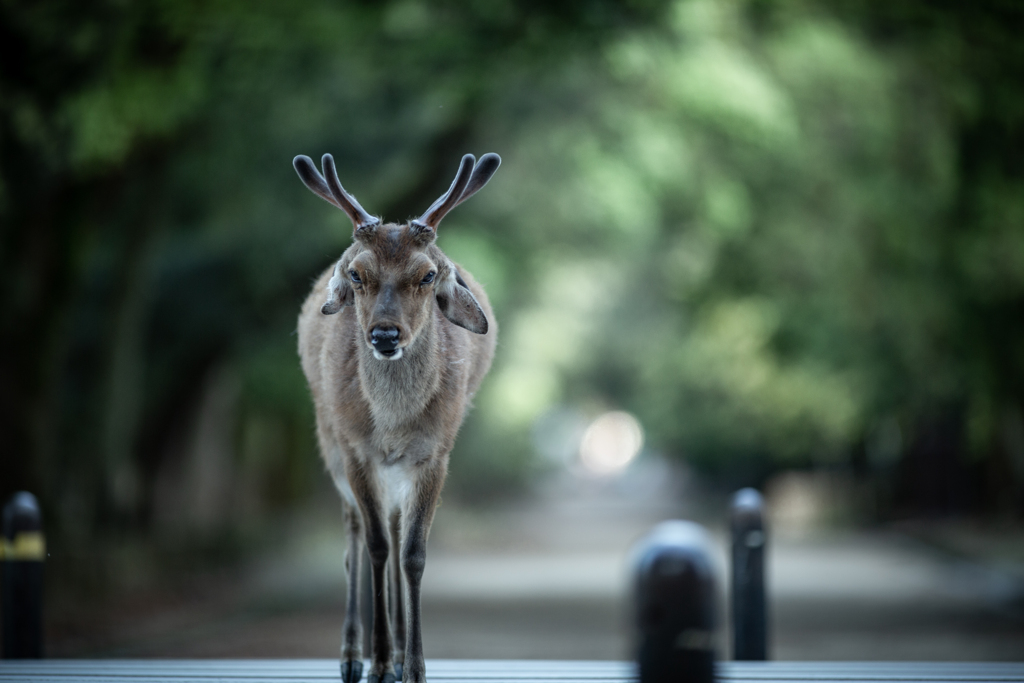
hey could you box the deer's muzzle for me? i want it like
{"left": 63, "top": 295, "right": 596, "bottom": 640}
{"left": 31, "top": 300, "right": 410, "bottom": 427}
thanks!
{"left": 370, "top": 325, "right": 401, "bottom": 359}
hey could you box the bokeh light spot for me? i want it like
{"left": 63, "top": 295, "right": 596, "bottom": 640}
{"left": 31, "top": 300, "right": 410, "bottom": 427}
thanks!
{"left": 578, "top": 411, "right": 644, "bottom": 476}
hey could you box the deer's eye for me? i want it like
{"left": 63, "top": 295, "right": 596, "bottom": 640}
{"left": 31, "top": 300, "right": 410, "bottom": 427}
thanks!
{"left": 420, "top": 271, "right": 436, "bottom": 285}
{"left": 349, "top": 270, "right": 361, "bottom": 284}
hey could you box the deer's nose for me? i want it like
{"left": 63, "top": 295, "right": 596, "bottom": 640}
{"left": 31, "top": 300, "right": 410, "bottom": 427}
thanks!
{"left": 370, "top": 326, "right": 400, "bottom": 353}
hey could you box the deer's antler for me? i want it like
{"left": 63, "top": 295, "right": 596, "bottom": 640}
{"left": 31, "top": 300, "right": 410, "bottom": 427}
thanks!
{"left": 293, "top": 154, "right": 380, "bottom": 231}
{"left": 413, "top": 153, "right": 501, "bottom": 231}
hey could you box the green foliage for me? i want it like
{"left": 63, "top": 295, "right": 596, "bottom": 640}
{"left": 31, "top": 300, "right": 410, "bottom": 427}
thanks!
{"left": 469, "top": 0, "right": 1024, "bottom": 509}
{"left": 3, "top": 0, "right": 1023, "bottom": 549}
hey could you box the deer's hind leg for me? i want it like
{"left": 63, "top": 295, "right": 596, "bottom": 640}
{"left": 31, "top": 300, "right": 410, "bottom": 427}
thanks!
{"left": 324, "top": 436, "right": 366, "bottom": 683}
{"left": 340, "top": 497, "right": 365, "bottom": 683}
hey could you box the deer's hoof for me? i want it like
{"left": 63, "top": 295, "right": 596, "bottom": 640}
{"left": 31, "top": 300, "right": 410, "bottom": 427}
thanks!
{"left": 367, "top": 674, "right": 396, "bottom": 683}
{"left": 341, "top": 660, "right": 364, "bottom": 683}
{"left": 395, "top": 664, "right": 403, "bottom": 682}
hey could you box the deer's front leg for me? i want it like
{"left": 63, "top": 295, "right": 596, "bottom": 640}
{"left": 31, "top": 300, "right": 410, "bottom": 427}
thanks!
{"left": 400, "top": 460, "right": 445, "bottom": 683}
{"left": 348, "top": 464, "right": 396, "bottom": 683}
{"left": 389, "top": 510, "right": 406, "bottom": 681}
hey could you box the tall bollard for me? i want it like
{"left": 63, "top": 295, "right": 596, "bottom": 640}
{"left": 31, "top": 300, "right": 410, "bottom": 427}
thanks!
{"left": 730, "top": 488, "right": 767, "bottom": 660}
{"left": 633, "top": 521, "right": 717, "bottom": 683}
{"left": 2, "top": 492, "right": 45, "bottom": 659}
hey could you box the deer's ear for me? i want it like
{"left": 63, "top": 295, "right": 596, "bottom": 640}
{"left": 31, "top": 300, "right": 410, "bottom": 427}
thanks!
{"left": 436, "top": 268, "right": 488, "bottom": 334}
{"left": 321, "top": 260, "right": 354, "bottom": 314}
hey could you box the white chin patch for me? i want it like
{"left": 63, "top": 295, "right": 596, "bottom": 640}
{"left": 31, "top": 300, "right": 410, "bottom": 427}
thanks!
{"left": 372, "top": 348, "right": 404, "bottom": 361}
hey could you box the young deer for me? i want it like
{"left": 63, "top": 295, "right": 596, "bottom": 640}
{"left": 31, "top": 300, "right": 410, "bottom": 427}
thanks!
{"left": 294, "top": 152, "right": 500, "bottom": 683}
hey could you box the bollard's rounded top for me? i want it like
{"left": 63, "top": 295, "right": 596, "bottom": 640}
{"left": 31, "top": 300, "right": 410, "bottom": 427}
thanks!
{"left": 3, "top": 491, "right": 42, "bottom": 539}
{"left": 632, "top": 520, "right": 716, "bottom": 583}
{"left": 730, "top": 487, "right": 765, "bottom": 530}
{"left": 731, "top": 487, "right": 764, "bottom": 511}
{"left": 644, "top": 519, "right": 713, "bottom": 547}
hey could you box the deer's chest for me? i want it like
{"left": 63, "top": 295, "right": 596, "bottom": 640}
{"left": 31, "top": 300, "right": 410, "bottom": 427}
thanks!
{"left": 378, "top": 459, "right": 416, "bottom": 512}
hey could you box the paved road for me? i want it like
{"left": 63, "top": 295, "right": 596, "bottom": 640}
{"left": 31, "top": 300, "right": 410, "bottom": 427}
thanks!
{"left": 46, "top": 460, "right": 1024, "bottom": 660}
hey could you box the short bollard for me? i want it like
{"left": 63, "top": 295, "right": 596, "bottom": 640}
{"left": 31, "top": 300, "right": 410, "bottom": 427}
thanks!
{"left": 633, "top": 520, "right": 717, "bottom": 683}
{"left": 730, "top": 488, "right": 767, "bottom": 660}
{"left": 2, "top": 492, "right": 45, "bottom": 659}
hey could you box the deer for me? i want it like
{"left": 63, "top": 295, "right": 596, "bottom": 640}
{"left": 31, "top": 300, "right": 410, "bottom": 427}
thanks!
{"left": 293, "top": 151, "right": 500, "bottom": 683}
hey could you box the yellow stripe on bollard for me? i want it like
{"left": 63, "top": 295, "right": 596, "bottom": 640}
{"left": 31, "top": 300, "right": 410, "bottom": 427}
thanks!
{"left": 1, "top": 532, "right": 46, "bottom": 561}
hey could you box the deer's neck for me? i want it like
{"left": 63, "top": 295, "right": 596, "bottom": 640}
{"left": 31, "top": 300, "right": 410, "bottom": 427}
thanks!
{"left": 357, "top": 317, "right": 443, "bottom": 434}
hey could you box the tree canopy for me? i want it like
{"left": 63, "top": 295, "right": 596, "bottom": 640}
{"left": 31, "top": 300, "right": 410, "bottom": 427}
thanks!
{"left": 2, "top": 0, "right": 1022, "bottom": 552}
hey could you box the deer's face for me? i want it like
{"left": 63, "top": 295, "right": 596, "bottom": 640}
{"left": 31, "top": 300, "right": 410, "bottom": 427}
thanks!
{"left": 324, "top": 224, "right": 487, "bottom": 361}
{"left": 293, "top": 151, "right": 499, "bottom": 357}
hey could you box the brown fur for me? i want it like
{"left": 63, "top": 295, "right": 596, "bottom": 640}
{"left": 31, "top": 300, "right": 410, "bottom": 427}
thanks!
{"left": 298, "top": 221, "right": 496, "bottom": 683}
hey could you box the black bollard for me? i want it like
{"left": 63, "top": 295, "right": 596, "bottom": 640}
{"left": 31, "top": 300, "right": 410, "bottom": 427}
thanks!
{"left": 633, "top": 520, "right": 717, "bottom": 683}
{"left": 730, "top": 488, "right": 767, "bottom": 661}
{"left": 2, "top": 492, "right": 45, "bottom": 659}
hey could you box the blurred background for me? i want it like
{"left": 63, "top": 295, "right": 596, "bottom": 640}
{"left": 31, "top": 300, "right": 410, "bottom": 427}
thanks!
{"left": 2, "top": 0, "right": 1023, "bottom": 662}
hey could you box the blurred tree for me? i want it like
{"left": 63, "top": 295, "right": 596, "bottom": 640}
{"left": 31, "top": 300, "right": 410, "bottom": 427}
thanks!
{"left": 827, "top": 0, "right": 1024, "bottom": 515}
{"left": 481, "top": 0, "right": 1024, "bottom": 517}
{"left": 0, "top": 0, "right": 668, "bottom": 556}
{"left": 2, "top": 0, "right": 1022, "bottom": 574}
